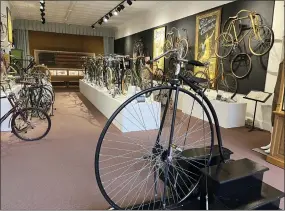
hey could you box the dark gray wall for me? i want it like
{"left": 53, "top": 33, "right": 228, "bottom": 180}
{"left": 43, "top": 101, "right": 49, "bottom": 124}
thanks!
{"left": 114, "top": 0, "right": 275, "bottom": 94}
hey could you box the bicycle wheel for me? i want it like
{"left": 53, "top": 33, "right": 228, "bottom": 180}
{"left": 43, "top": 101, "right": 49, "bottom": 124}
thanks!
{"left": 1, "top": 23, "right": 7, "bottom": 42}
{"left": 140, "top": 66, "right": 153, "bottom": 97}
{"left": 122, "top": 69, "right": 133, "bottom": 95}
{"left": 248, "top": 25, "right": 274, "bottom": 56}
{"left": 95, "top": 86, "right": 214, "bottom": 210}
{"left": 223, "top": 18, "right": 242, "bottom": 41}
{"left": 11, "top": 107, "right": 51, "bottom": 141}
{"left": 178, "top": 38, "right": 188, "bottom": 59}
{"left": 216, "top": 73, "right": 238, "bottom": 99}
{"left": 215, "top": 32, "right": 234, "bottom": 58}
{"left": 106, "top": 67, "right": 114, "bottom": 90}
{"left": 230, "top": 53, "right": 252, "bottom": 79}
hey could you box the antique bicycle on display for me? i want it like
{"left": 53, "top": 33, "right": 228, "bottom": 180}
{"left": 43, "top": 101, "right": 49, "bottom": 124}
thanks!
{"left": 94, "top": 49, "right": 226, "bottom": 210}
{"left": 215, "top": 9, "right": 274, "bottom": 79}
{"left": 0, "top": 90, "right": 51, "bottom": 141}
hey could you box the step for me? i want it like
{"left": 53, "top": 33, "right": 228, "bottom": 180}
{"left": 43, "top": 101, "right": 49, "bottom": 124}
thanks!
{"left": 200, "top": 158, "right": 269, "bottom": 197}
{"left": 125, "top": 182, "right": 283, "bottom": 210}
{"left": 159, "top": 145, "right": 233, "bottom": 198}
{"left": 216, "top": 181, "right": 284, "bottom": 210}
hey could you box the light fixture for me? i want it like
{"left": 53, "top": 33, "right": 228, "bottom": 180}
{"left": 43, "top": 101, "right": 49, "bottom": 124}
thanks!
{"left": 127, "top": 0, "right": 132, "bottom": 5}
{"left": 41, "top": 17, "right": 45, "bottom": 24}
{"left": 91, "top": 25, "right": 95, "bottom": 29}
{"left": 103, "top": 16, "right": 108, "bottom": 22}
{"left": 98, "top": 19, "right": 103, "bottom": 25}
{"left": 108, "top": 12, "right": 113, "bottom": 17}
{"left": 113, "top": 10, "right": 118, "bottom": 16}
{"left": 40, "top": 8, "right": 45, "bottom": 12}
{"left": 41, "top": 12, "right": 45, "bottom": 16}
{"left": 120, "top": 5, "right": 125, "bottom": 10}
{"left": 39, "top": 0, "right": 44, "bottom": 3}
{"left": 117, "top": 6, "right": 121, "bottom": 12}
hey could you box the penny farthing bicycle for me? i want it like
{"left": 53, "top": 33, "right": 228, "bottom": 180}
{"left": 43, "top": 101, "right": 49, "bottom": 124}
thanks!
{"left": 95, "top": 49, "right": 225, "bottom": 210}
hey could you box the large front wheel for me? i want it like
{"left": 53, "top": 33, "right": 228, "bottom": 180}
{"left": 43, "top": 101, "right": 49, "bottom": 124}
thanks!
{"left": 95, "top": 86, "right": 214, "bottom": 210}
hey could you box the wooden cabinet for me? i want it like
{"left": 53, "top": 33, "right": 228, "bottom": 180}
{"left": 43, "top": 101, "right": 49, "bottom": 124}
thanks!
{"left": 266, "top": 62, "right": 284, "bottom": 169}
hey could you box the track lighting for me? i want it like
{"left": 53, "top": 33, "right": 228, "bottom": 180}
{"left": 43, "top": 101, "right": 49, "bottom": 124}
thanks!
{"left": 92, "top": 0, "right": 135, "bottom": 27}
{"left": 113, "top": 10, "right": 118, "bottom": 16}
{"left": 40, "top": 0, "right": 46, "bottom": 24}
{"left": 103, "top": 16, "right": 108, "bottom": 22}
{"left": 39, "top": 0, "right": 44, "bottom": 3}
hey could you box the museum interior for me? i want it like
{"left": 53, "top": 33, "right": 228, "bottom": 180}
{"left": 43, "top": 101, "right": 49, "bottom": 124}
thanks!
{"left": 0, "top": 0, "right": 284, "bottom": 210}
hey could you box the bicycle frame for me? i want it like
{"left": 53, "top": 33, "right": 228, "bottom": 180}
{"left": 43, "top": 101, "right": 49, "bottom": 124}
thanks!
{"left": 0, "top": 96, "right": 16, "bottom": 125}
{"left": 226, "top": 10, "right": 261, "bottom": 43}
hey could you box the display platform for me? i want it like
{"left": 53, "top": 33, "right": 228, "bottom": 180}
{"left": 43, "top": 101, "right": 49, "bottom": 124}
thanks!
{"left": 79, "top": 80, "right": 160, "bottom": 132}
{"left": 0, "top": 84, "right": 22, "bottom": 132}
{"left": 181, "top": 91, "right": 247, "bottom": 128}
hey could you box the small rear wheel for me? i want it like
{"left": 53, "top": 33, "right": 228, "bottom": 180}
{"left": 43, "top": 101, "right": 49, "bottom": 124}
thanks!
{"left": 11, "top": 107, "right": 51, "bottom": 141}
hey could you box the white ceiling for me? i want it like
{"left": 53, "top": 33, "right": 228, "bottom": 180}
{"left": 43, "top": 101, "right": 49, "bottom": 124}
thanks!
{"left": 9, "top": 1, "right": 161, "bottom": 29}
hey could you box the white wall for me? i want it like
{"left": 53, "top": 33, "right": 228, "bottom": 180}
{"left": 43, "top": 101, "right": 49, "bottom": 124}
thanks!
{"left": 115, "top": 0, "right": 284, "bottom": 132}
{"left": 1, "top": 0, "right": 12, "bottom": 53}
{"left": 115, "top": 1, "right": 233, "bottom": 39}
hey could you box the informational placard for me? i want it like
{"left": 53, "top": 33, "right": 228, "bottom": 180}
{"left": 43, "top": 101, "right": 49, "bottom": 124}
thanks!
{"left": 56, "top": 70, "right": 67, "bottom": 76}
{"left": 244, "top": 90, "right": 272, "bottom": 103}
{"left": 69, "top": 71, "right": 79, "bottom": 76}
{"left": 153, "top": 26, "right": 165, "bottom": 73}
{"left": 194, "top": 8, "right": 221, "bottom": 82}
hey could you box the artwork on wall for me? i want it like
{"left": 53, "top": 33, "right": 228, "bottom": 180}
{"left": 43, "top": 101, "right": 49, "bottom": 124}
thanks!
{"left": 6, "top": 7, "right": 13, "bottom": 43}
{"left": 153, "top": 26, "right": 166, "bottom": 74}
{"left": 194, "top": 8, "right": 221, "bottom": 82}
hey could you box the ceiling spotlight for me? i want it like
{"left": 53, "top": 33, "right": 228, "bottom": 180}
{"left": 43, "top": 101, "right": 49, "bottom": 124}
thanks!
{"left": 120, "top": 5, "right": 125, "bottom": 10}
{"left": 41, "top": 12, "right": 45, "bottom": 16}
{"left": 91, "top": 25, "right": 95, "bottom": 29}
{"left": 103, "top": 16, "right": 108, "bottom": 22}
{"left": 113, "top": 10, "right": 118, "bottom": 16}
{"left": 40, "top": 5, "right": 45, "bottom": 10}
{"left": 41, "top": 17, "right": 45, "bottom": 24}
{"left": 39, "top": 0, "right": 44, "bottom": 3}
{"left": 40, "top": 8, "right": 45, "bottom": 12}
{"left": 127, "top": 0, "right": 132, "bottom": 5}
{"left": 98, "top": 19, "right": 103, "bottom": 25}
{"left": 109, "top": 12, "right": 113, "bottom": 17}
{"left": 117, "top": 6, "right": 121, "bottom": 12}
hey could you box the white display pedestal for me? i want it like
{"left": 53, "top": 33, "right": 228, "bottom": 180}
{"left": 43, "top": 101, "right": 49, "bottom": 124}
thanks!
{"left": 1, "top": 85, "right": 22, "bottom": 132}
{"left": 79, "top": 80, "right": 160, "bottom": 132}
{"left": 181, "top": 92, "right": 247, "bottom": 128}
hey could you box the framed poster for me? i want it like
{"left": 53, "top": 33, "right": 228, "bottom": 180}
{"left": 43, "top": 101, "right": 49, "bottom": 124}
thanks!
{"left": 194, "top": 8, "right": 221, "bottom": 82}
{"left": 153, "top": 26, "right": 165, "bottom": 74}
{"left": 6, "top": 7, "right": 13, "bottom": 43}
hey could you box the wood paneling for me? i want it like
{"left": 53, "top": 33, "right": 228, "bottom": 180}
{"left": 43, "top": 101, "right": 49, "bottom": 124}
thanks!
{"left": 29, "top": 31, "right": 104, "bottom": 56}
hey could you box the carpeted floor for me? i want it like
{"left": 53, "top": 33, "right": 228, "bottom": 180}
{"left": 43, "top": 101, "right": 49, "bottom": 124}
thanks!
{"left": 1, "top": 91, "right": 284, "bottom": 210}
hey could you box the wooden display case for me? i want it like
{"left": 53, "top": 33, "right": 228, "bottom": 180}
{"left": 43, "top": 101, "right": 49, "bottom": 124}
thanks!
{"left": 266, "top": 62, "right": 285, "bottom": 169}
{"left": 34, "top": 50, "right": 94, "bottom": 85}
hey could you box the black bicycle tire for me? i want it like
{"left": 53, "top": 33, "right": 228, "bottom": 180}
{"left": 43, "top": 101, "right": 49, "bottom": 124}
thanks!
{"left": 95, "top": 85, "right": 214, "bottom": 210}
{"left": 11, "top": 107, "right": 51, "bottom": 141}
{"left": 248, "top": 25, "right": 274, "bottom": 56}
{"left": 230, "top": 53, "right": 252, "bottom": 79}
